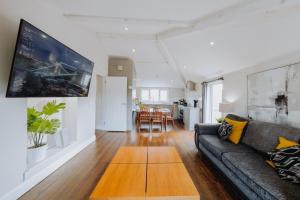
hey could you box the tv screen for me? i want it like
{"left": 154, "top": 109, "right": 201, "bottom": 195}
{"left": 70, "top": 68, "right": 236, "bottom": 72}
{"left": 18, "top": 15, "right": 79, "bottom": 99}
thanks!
{"left": 6, "top": 19, "right": 94, "bottom": 97}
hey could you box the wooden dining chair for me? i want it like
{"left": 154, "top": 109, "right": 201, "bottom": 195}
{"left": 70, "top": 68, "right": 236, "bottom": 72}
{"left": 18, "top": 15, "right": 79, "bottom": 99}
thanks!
{"left": 138, "top": 111, "right": 151, "bottom": 132}
{"left": 140, "top": 106, "right": 150, "bottom": 112}
{"left": 151, "top": 111, "right": 163, "bottom": 132}
{"left": 154, "top": 106, "right": 160, "bottom": 112}
{"left": 165, "top": 105, "right": 175, "bottom": 130}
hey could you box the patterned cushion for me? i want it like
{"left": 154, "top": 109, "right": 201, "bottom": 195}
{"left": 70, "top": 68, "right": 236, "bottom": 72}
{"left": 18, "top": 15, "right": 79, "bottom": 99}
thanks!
{"left": 218, "top": 121, "right": 233, "bottom": 140}
{"left": 268, "top": 145, "right": 300, "bottom": 184}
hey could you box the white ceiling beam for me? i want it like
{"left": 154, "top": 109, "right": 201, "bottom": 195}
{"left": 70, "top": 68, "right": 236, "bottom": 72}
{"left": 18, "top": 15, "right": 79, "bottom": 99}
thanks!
{"left": 157, "top": 0, "right": 257, "bottom": 40}
{"left": 96, "top": 32, "right": 157, "bottom": 41}
{"left": 156, "top": 40, "right": 186, "bottom": 85}
{"left": 64, "top": 14, "right": 190, "bottom": 27}
{"left": 135, "top": 61, "right": 168, "bottom": 64}
{"left": 157, "top": 0, "right": 293, "bottom": 40}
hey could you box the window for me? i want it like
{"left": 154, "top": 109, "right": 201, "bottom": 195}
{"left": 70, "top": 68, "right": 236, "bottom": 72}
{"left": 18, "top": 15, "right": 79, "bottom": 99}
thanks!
{"left": 132, "top": 89, "right": 137, "bottom": 99}
{"left": 150, "top": 89, "right": 159, "bottom": 102}
{"left": 140, "top": 88, "right": 169, "bottom": 103}
{"left": 204, "top": 81, "right": 223, "bottom": 123}
{"left": 159, "top": 90, "right": 168, "bottom": 102}
{"left": 211, "top": 83, "right": 223, "bottom": 122}
{"left": 141, "top": 89, "right": 149, "bottom": 101}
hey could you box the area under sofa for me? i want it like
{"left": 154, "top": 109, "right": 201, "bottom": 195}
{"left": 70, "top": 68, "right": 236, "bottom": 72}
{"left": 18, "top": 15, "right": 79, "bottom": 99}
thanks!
{"left": 194, "top": 114, "right": 300, "bottom": 200}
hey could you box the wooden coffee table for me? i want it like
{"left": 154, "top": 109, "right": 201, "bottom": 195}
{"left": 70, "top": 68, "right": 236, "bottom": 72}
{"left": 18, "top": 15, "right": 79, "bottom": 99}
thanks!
{"left": 111, "top": 146, "right": 148, "bottom": 164}
{"left": 90, "top": 146, "right": 200, "bottom": 200}
{"left": 148, "top": 146, "right": 182, "bottom": 163}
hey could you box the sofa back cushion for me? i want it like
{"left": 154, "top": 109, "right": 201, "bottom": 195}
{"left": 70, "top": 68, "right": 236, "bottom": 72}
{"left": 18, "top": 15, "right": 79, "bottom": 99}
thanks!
{"left": 226, "top": 114, "right": 249, "bottom": 122}
{"left": 242, "top": 120, "right": 300, "bottom": 152}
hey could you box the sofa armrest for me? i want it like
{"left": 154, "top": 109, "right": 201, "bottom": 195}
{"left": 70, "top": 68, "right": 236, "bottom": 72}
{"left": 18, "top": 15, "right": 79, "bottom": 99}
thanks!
{"left": 194, "top": 123, "right": 220, "bottom": 151}
{"left": 195, "top": 123, "right": 220, "bottom": 135}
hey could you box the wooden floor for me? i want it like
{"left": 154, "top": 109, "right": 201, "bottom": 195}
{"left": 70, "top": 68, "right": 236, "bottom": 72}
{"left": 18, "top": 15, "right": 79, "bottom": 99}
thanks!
{"left": 19, "top": 123, "right": 235, "bottom": 200}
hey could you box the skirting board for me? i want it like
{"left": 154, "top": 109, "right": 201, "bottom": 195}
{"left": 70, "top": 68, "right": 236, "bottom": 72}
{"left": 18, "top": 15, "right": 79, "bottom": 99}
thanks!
{"left": 0, "top": 135, "right": 96, "bottom": 200}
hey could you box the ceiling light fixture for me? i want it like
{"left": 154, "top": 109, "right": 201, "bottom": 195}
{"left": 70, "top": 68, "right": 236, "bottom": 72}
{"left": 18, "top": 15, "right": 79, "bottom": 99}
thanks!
{"left": 210, "top": 41, "right": 215, "bottom": 46}
{"left": 132, "top": 48, "right": 136, "bottom": 53}
{"left": 183, "top": 65, "right": 187, "bottom": 69}
{"left": 124, "top": 26, "right": 129, "bottom": 31}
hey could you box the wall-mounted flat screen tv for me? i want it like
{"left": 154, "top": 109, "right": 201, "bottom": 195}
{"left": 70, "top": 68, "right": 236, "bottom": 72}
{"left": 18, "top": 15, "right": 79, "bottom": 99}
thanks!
{"left": 6, "top": 19, "right": 94, "bottom": 97}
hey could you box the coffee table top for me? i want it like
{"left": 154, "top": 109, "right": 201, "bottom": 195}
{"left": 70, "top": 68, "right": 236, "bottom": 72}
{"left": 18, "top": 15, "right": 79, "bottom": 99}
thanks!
{"left": 90, "top": 164, "right": 146, "bottom": 200}
{"left": 147, "top": 163, "right": 199, "bottom": 200}
{"left": 111, "top": 146, "right": 147, "bottom": 164}
{"left": 148, "top": 146, "right": 182, "bottom": 163}
{"left": 90, "top": 146, "right": 200, "bottom": 200}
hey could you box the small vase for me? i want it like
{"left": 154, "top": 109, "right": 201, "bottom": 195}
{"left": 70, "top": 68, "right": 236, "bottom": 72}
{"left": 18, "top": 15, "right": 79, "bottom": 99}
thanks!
{"left": 27, "top": 144, "right": 48, "bottom": 165}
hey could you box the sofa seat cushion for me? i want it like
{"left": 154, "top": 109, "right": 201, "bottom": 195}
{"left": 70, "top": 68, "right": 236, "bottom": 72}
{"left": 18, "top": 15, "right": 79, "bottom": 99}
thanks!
{"left": 222, "top": 152, "right": 300, "bottom": 200}
{"left": 199, "top": 135, "right": 254, "bottom": 160}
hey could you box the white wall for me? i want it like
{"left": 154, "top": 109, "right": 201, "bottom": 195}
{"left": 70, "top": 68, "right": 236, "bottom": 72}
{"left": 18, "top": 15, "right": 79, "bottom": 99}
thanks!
{"left": 223, "top": 51, "right": 300, "bottom": 117}
{"left": 0, "top": 0, "right": 107, "bottom": 198}
{"left": 95, "top": 75, "right": 105, "bottom": 130}
{"left": 185, "top": 83, "right": 203, "bottom": 107}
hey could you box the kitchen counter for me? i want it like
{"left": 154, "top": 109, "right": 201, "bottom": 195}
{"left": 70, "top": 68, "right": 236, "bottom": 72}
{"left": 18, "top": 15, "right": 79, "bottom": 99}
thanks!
{"left": 183, "top": 107, "right": 201, "bottom": 131}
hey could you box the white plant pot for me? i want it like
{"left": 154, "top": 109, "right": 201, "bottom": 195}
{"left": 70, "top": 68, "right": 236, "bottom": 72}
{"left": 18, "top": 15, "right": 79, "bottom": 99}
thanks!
{"left": 27, "top": 144, "right": 48, "bottom": 165}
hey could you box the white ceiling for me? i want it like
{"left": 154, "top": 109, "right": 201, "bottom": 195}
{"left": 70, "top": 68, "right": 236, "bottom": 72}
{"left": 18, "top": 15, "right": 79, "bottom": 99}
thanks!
{"left": 44, "top": 0, "right": 300, "bottom": 88}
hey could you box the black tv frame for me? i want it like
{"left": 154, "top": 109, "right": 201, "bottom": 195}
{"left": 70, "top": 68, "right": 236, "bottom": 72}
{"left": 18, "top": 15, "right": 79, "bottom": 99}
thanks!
{"left": 6, "top": 19, "right": 94, "bottom": 98}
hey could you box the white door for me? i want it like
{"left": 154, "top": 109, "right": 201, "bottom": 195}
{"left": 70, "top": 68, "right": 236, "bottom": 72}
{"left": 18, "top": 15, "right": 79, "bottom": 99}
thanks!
{"left": 104, "top": 76, "right": 127, "bottom": 131}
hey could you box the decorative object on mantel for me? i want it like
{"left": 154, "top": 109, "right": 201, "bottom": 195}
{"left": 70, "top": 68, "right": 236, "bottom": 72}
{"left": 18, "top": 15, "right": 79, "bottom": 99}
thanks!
{"left": 27, "top": 100, "right": 66, "bottom": 165}
{"left": 247, "top": 62, "right": 300, "bottom": 128}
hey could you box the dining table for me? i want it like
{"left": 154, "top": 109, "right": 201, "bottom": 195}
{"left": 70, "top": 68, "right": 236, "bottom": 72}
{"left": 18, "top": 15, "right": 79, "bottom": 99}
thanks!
{"left": 135, "top": 107, "right": 171, "bottom": 134}
{"left": 136, "top": 108, "right": 171, "bottom": 118}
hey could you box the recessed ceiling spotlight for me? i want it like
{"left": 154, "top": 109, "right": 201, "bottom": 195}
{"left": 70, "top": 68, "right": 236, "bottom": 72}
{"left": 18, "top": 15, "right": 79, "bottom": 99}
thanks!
{"left": 183, "top": 65, "right": 187, "bottom": 69}
{"left": 132, "top": 48, "right": 136, "bottom": 53}
{"left": 124, "top": 26, "right": 129, "bottom": 31}
{"left": 210, "top": 41, "right": 215, "bottom": 46}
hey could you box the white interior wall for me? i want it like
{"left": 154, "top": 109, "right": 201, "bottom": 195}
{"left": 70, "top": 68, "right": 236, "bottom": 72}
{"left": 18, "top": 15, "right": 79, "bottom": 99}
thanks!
{"left": 222, "top": 52, "right": 300, "bottom": 117}
{"left": 185, "top": 83, "right": 203, "bottom": 107}
{"left": 95, "top": 75, "right": 105, "bottom": 130}
{"left": 0, "top": 99, "right": 27, "bottom": 198}
{"left": 0, "top": 0, "right": 107, "bottom": 198}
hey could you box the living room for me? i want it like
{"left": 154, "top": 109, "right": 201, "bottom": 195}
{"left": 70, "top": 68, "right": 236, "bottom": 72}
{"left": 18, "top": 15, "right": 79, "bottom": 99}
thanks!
{"left": 0, "top": 0, "right": 300, "bottom": 200}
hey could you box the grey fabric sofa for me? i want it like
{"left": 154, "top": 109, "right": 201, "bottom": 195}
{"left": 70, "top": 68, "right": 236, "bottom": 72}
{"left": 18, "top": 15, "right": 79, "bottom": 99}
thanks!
{"left": 194, "top": 114, "right": 300, "bottom": 200}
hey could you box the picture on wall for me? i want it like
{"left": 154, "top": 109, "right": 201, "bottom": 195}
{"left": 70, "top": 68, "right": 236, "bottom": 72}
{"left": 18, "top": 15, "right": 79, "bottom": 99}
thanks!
{"left": 247, "top": 63, "right": 300, "bottom": 128}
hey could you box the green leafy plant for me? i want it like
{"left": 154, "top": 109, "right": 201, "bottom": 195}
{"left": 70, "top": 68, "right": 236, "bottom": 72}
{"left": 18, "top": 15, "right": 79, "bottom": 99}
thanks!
{"left": 216, "top": 117, "right": 225, "bottom": 123}
{"left": 27, "top": 100, "right": 66, "bottom": 148}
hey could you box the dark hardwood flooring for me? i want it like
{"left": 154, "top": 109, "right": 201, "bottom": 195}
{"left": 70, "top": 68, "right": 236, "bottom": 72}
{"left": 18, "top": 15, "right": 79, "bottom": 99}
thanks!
{"left": 19, "top": 123, "right": 235, "bottom": 200}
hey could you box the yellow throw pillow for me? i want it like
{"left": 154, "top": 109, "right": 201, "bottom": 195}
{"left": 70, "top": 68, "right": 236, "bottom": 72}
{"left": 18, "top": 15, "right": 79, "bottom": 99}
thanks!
{"left": 276, "top": 136, "right": 298, "bottom": 149}
{"left": 266, "top": 137, "right": 299, "bottom": 168}
{"left": 224, "top": 118, "right": 248, "bottom": 144}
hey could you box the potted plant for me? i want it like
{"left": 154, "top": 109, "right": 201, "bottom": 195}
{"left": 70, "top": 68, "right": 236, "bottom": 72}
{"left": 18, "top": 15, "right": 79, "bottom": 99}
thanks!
{"left": 216, "top": 117, "right": 225, "bottom": 123}
{"left": 27, "top": 100, "right": 66, "bottom": 165}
